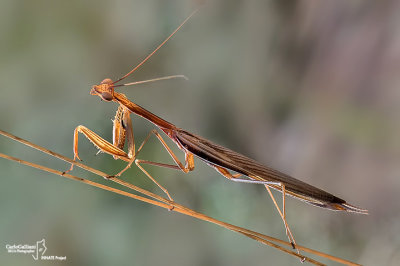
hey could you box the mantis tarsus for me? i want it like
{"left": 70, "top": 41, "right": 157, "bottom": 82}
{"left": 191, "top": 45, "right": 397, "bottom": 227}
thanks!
{"left": 65, "top": 9, "right": 368, "bottom": 250}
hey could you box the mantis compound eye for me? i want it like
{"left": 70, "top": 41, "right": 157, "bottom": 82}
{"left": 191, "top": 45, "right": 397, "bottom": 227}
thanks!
{"left": 101, "top": 91, "right": 113, "bottom": 101}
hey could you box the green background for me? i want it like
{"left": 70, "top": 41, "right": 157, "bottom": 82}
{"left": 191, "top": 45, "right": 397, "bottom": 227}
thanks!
{"left": 1, "top": 0, "right": 399, "bottom": 265}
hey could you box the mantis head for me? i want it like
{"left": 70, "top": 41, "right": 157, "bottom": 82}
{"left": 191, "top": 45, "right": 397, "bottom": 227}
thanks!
{"left": 91, "top": 78, "right": 114, "bottom": 101}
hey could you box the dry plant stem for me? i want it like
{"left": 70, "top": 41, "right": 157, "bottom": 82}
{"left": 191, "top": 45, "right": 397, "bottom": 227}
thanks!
{"left": 0, "top": 130, "right": 361, "bottom": 266}
{"left": 0, "top": 152, "right": 321, "bottom": 265}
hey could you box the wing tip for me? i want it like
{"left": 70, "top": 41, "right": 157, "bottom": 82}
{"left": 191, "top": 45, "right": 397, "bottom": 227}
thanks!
{"left": 331, "top": 202, "right": 369, "bottom": 215}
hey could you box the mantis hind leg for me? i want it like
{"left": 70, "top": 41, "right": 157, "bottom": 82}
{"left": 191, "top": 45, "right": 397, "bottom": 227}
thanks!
{"left": 264, "top": 184, "right": 301, "bottom": 255}
{"left": 211, "top": 165, "right": 299, "bottom": 253}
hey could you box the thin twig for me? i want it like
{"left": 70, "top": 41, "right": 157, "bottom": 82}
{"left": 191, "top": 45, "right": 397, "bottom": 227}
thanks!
{"left": 0, "top": 129, "right": 361, "bottom": 266}
{"left": 0, "top": 153, "right": 318, "bottom": 264}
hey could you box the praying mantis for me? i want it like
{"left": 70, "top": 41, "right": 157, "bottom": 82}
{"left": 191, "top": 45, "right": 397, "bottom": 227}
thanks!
{"left": 65, "top": 9, "right": 368, "bottom": 250}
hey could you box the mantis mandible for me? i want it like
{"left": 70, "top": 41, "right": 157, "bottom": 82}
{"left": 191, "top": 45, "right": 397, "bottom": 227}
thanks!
{"left": 66, "top": 9, "right": 368, "bottom": 250}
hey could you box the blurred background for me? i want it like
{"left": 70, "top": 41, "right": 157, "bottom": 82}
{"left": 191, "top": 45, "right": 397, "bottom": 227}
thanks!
{"left": 1, "top": 0, "right": 399, "bottom": 265}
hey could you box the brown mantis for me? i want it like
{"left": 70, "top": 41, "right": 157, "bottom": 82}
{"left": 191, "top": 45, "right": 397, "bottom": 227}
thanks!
{"left": 65, "top": 9, "right": 368, "bottom": 250}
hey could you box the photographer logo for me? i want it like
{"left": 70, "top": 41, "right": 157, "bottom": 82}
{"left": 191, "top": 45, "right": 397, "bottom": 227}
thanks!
{"left": 5, "top": 239, "right": 66, "bottom": 261}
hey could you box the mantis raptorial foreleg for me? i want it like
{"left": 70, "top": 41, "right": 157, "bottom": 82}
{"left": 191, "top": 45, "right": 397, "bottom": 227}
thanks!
{"left": 65, "top": 105, "right": 175, "bottom": 200}
{"left": 112, "top": 104, "right": 134, "bottom": 159}
{"left": 66, "top": 105, "right": 131, "bottom": 169}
